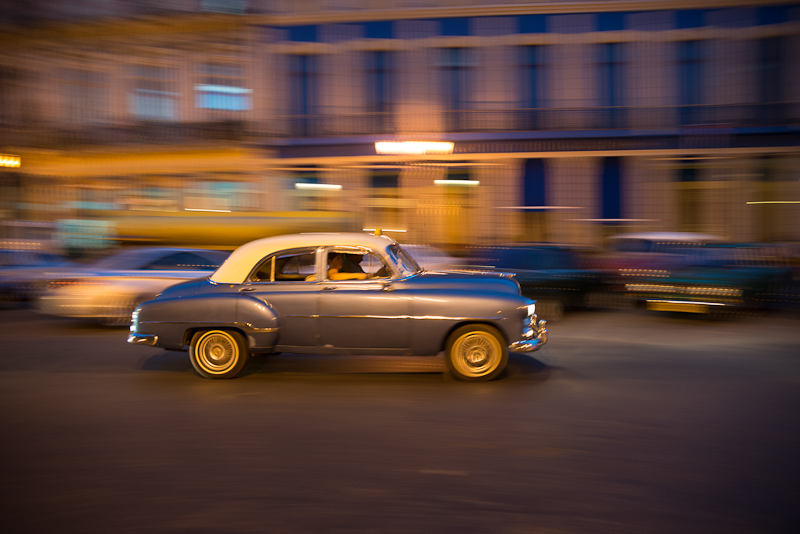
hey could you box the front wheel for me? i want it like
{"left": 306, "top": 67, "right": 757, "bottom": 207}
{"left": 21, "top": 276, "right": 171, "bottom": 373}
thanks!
{"left": 445, "top": 324, "right": 508, "bottom": 381}
{"left": 189, "top": 329, "right": 250, "bottom": 379}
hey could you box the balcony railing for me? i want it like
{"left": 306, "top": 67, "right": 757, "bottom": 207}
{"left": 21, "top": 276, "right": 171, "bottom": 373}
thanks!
{"left": 2, "top": 120, "right": 253, "bottom": 149}
{"left": 275, "top": 102, "right": 797, "bottom": 138}
{"left": 3, "top": 103, "right": 795, "bottom": 149}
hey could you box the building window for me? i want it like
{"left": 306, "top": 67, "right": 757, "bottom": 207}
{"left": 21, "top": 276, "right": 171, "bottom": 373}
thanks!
{"left": 365, "top": 51, "right": 392, "bottom": 115}
{"left": 63, "top": 69, "right": 108, "bottom": 125}
{"left": 289, "top": 55, "right": 318, "bottom": 135}
{"left": 520, "top": 45, "right": 546, "bottom": 129}
{"left": 292, "top": 168, "right": 324, "bottom": 211}
{"left": 185, "top": 180, "right": 254, "bottom": 212}
{"left": 522, "top": 159, "right": 548, "bottom": 241}
{"left": 598, "top": 43, "right": 625, "bottom": 128}
{"left": 438, "top": 48, "right": 473, "bottom": 131}
{"left": 678, "top": 165, "right": 702, "bottom": 231}
{"left": 678, "top": 41, "right": 705, "bottom": 125}
{"left": 201, "top": 0, "right": 246, "bottom": 14}
{"left": 368, "top": 171, "right": 401, "bottom": 231}
{"left": 757, "top": 37, "right": 784, "bottom": 124}
{"left": 130, "top": 66, "right": 179, "bottom": 121}
{"left": 195, "top": 63, "right": 251, "bottom": 111}
{"left": 600, "top": 157, "right": 623, "bottom": 221}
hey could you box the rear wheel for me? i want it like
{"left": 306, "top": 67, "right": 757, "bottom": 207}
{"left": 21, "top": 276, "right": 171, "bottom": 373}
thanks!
{"left": 190, "top": 329, "right": 250, "bottom": 379}
{"left": 445, "top": 324, "right": 508, "bottom": 381}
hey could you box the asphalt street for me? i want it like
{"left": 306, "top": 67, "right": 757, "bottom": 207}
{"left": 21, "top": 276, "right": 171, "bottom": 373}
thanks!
{"left": 0, "top": 308, "right": 798, "bottom": 534}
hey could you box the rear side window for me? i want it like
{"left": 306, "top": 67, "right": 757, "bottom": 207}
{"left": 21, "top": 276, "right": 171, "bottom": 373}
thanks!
{"left": 250, "top": 248, "right": 317, "bottom": 282}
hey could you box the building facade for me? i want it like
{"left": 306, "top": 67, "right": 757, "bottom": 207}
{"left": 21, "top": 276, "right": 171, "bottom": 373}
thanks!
{"left": 1, "top": 0, "right": 798, "bottom": 250}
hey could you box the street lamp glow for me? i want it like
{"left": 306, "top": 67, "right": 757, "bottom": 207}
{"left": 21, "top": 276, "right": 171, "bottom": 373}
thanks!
{"left": 375, "top": 141, "right": 454, "bottom": 155}
{"left": 434, "top": 179, "right": 479, "bottom": 187}
{"left": 0, "top": 154, "right": 21, "bottom": 168}
{"left": 746, "top": 201, "right": 800, "bottom": 204}
{"left": 295, "top": 183, "right": 343, "bottom": 191}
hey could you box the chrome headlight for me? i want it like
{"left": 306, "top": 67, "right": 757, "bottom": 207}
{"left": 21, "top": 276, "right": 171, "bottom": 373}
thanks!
{"left": 130, "top": 308, "right": 139, "bottom": 332}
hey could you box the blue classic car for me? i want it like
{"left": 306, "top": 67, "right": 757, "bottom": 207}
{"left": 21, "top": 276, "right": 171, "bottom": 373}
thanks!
{"left": 128, "top": 233, "right": 548, "bottom": 381}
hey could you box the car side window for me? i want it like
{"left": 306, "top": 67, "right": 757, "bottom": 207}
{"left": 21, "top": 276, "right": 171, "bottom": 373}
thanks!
{"left": 250, "top": 249, "right": 317, "bottom": 282}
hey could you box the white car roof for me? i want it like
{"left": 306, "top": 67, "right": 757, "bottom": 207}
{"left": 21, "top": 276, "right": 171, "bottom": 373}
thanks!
{"left": 210, "top": 232, "right": 397, "bottom": 284}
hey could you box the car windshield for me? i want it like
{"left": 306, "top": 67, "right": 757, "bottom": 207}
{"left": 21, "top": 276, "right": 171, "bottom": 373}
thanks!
{"left": 390, "top": 244, "right": 422, "bottom": 276}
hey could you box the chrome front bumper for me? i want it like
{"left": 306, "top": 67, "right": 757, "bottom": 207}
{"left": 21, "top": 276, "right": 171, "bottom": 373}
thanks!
{"left": 510, "top": 318, "right": 547, "bottom": 353}
{"left": 127, "top": 333, "right": 158, "bottom": 346}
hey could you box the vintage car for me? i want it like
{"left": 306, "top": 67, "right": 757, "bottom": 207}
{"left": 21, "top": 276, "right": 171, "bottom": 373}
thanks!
{"left": 128, "top": 233, "right": 548, "bottom": 381}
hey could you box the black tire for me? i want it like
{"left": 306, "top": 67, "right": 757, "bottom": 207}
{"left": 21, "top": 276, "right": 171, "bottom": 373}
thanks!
{"left": 189, "top": 329, "right": 250, "bottom": 379}
{"left": 445, "top": 324, "right": 508, "bottom": 381}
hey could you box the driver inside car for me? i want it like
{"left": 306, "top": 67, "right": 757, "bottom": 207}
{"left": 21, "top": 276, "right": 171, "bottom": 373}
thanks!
{"left": 327, "top": 252, "right": 368, "bottom": 280}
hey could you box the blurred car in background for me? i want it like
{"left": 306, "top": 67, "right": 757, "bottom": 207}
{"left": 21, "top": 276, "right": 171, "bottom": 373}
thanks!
{"left": 401, "top": 244, "right": 458, "bottom": 271}
{"left": 0, "top": 249, "right": 76, "bottom": 308}
{"left": 622, "top": 242, "right": 800, "bottom": 316}
{"left": 464, "top": 244, "right": 604, "bottom": 320}
{"left": 36, "top": 247, "right": 229, "bottom": 326}
{"left": 581, "top": 232, "right": 728, "bottom": 310}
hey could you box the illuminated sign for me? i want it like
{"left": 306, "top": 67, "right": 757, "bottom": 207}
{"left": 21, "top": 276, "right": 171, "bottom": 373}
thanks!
{"left": 1, "top": 154, "right": 21, "bottom": 168}
{"left": 295, "top": 183, "right": 342, "bottom": 191}
{"left": 375, "top": 141, "right": 454, "bottom": 155}
{"left": 434, "top": 179, "right": 479, "bottom": 187}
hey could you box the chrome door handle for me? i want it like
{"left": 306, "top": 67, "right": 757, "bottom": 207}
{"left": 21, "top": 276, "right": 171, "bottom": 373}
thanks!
{"left": 240, "top": 287, "right": 256, "bottom": 292}
{"left": 323, "top": 286, "right": 336, "bottom": 291}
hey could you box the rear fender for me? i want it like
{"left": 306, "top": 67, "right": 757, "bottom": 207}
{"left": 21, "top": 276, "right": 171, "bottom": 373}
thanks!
{"left": 236, "top": 295, "right": 280, "bottom": 351}
{"left": 135, "top": 293, "right": 279, "bottom": 351}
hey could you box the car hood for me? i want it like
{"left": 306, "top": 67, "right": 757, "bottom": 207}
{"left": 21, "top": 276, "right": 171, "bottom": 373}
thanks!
{"left": 402, "top": 269, "right": 521, "bottom": 295}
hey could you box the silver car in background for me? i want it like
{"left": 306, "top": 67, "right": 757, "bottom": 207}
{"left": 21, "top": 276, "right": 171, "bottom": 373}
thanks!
{"left": 37, "top": 247, "right": 229, "bottom": 326}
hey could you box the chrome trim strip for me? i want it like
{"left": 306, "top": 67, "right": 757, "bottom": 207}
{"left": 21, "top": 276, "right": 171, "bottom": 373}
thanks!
{"left": 140, "top": 320, "right": 227, "bottom": 325}
{"left": 510, "top": 339, "right": 542, "bottom": 352}
{"left": 139, "top": 320, "right": 279, "bottom": 333}
{"left": 127, "top": 333, "right": 158, "bottom": 346}
{"left": 286, "top": 314, "right": 504, "bottom": 321}
{"left": 647, "top": 299, "right": 726, "bottom": 307}
{"left": 234, "top": 322, "right": 279, "bottom": 333}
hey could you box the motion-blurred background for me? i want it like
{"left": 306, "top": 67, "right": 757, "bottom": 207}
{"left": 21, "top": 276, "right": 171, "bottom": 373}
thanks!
{"left": 1, "top": 0, "right": 799, "bottom": 318}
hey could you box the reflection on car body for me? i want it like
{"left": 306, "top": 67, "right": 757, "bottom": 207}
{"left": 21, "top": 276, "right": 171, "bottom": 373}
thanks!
{"left": 36, "top": 247, "right": 229, "bottom": 325}
{"left": 128, "top": 233, "right": 548, "bottom": 381}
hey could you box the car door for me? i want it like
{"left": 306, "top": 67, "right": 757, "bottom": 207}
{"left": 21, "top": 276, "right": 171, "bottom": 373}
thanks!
{"left": 317, "top": 247, "right": 410, "bottom": 352}
{"left": 240, "top": 247, "right": 321, "bottom": 349}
